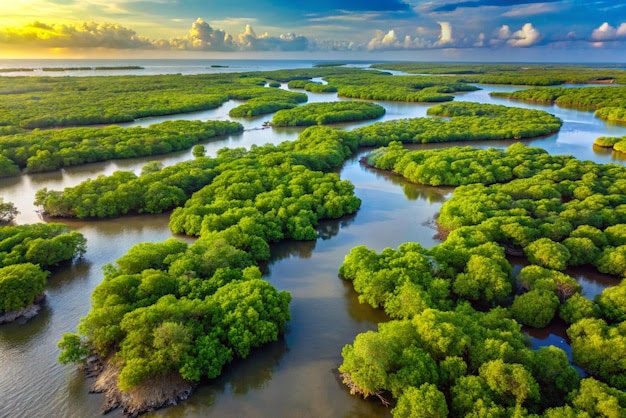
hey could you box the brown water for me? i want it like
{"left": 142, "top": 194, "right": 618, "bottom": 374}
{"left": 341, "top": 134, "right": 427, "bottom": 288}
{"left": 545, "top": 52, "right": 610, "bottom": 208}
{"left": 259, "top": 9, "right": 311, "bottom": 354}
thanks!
{"left": 0, "top": 80, "right": 623, "bottom": 418}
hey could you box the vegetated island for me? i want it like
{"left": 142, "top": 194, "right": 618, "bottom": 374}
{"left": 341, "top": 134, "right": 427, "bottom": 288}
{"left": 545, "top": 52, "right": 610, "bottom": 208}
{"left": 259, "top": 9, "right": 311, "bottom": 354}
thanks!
{"left": 94, "top": 66, "right": 144, "bottom": 70}
{"left": 287, "top": 80, "right": 338, "bottom": 93}
{"left": 371, "top": 62, "right": 626, "bottom": 85}
{"left": 228, "top": 89, "right": 308, "bottom": 117}
{"left": 35, "top": 102, "right": 562, "bottom": 220}
{"left": 313, "top": 62, "right": 347, "bottom": 67}
{"left": 0, "top": 217, "right": 86, "bottom": 324}
{"left": 338, "top": 142, "right": 626, "bottom": 416}
{"left": 271, "top": 101, "right": 385, "bottom": 126}
{"left": 0, "top": 120, "right": 243, "bottom": 178}
{"left": 40, "top": 66, "right": 144, "bottom": 71}
{"left": 210, "top": 65, "right": 229, "bottom": 68}
{"left": 0, "top": 68, "right": 35, "bottom": 73}
{"left": 491, "top": 86, "right": 626, "bottom": 123}
{"left": 594, "top": 136, "right": 626, "bottom": 154}
{"left": 57, "top": 126, "right": 363, "bottom": 415}
{"left": 42, "top": 67, "right": 92, "bottom": 71}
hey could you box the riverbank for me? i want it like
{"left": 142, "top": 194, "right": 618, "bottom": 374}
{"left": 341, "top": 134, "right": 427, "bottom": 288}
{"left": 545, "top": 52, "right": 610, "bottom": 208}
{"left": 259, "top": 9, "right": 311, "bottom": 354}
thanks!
{"left": 88, "top": 356, "right": 195, "bottom": 417}
{"left": 0, "top": 294, "right": 45, "bottom": 325}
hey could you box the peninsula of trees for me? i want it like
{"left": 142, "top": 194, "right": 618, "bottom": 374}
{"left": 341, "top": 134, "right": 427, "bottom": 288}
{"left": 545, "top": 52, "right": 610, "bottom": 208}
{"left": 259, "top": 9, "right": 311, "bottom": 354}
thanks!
{"left": 271, "top": 101, "right": 385, "bottom": 126}
{"left": 492, "top": 86, "right": 626, "bottom": 123}
{"left": 0, "top": 221, "right": 86, "bottom": 322}
{"left": 0, "top": 120, "right": 242, "bottom": 177}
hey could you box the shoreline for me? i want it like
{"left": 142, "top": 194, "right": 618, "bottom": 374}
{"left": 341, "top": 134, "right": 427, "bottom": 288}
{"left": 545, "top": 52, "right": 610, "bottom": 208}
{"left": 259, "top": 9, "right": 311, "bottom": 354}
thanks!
{"left": 87, "top": 355, "right": 195, "bottom": 417}
{"left": 0, "top": 293, "right": 46, "bottom": 325}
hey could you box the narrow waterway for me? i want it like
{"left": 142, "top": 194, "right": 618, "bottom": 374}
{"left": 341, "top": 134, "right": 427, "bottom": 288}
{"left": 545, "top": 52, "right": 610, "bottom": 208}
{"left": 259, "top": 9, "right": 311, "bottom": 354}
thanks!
{"left": 0, "top": 76, "right": 623, "bottom": 418}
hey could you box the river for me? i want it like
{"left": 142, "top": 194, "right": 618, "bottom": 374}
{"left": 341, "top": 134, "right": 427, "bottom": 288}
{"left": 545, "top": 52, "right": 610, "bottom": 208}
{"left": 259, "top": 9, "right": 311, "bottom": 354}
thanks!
{"left": 0, "top": 73, "right": 623, "bottom": 417}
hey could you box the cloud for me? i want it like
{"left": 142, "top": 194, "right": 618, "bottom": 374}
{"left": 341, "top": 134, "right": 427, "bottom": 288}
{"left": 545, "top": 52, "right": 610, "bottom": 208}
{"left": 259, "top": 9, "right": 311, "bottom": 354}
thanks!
{"left": 507, "top": 23, "right": 541, "bottom": 47}
{"left": 436, "top": 21, "right": 453, "bottom": 45}
{"left": 490, "top": 23, "right": 541, "bottom": 47}
{"left": 498, "top": 25, "right": 511, "bottom": 39}
{"left": 365, "top": 22, "right": 458, "bottom": 50}
{"left": 501, "top": 3, "right": 561, "bottom": 17}
{"left": 591, "top": 22, "right": 626, "bottom": 41}
{"left": 474, "top": 32, "right": 485, "bottom": 47}
{"left": 367, "top": 29, "right": 430, "bottom": 50}
{"left": 0, "top": 18, "right": 310, "bottom": 52}
{"left": 235, "top": 24, "right": 309, "bottom": 51}
{"left": 171, "top": 18, "right": 234, "bottom": 51}
{"left": 0, "top": 21, "right": 154, "bottom": 49}
{"left": 171, "top": 20, "right": 309, "bottom": 52}
{"left": 307, "top": 12, "right": 383, "bottom": 23}
{"left": 431, "top": 0, "right": 561, "bottom": 13}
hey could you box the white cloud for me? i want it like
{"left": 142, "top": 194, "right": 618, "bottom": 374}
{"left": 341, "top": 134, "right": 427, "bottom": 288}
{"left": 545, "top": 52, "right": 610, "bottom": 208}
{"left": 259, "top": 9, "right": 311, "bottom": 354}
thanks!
{"left": 502, "top": 3, "right": 560, "bottom": 17}
{"left": 498, "top": 25, "right": 511, "bottom": 40}
{"left": 436, "top": 21, "right": 453, "bottom": 45}
{"left": 474, "top": 32, "right": 485, "bottom": 47}
{"left": 591, "top": 22, "right": 626, "bottom": 41}
{"left": 367, "top": 29, "right": 430, "bottom": 50}
{"left": 234, "top": 24, "right": 309, "bottom": 51}
{"left": 307, "top": 12, "right": 382, "bottom": 23}
{"left": 183, "top": 18, "right": 234, "bottom": 51}
{"left": 507, "top": 23, "right": 541, "bottom": 47}
{"left": 488, "top": 23, "right": 541, "bottom": 48}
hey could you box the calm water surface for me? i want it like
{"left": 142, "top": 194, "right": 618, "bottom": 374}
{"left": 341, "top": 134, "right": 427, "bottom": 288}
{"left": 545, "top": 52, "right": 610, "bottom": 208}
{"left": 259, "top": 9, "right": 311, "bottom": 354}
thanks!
{"left": 0, "top": 71, "right": 623, "bottom": 417}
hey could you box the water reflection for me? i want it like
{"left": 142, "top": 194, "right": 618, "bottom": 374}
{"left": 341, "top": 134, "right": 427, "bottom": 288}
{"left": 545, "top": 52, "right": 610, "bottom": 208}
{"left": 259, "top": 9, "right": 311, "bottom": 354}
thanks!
{"left": 359, "top": 162, "right": 450, "bottom": 203}
{"left": 524, "top": 319, "right": 586, "bottom": 377}
{"left": 157, "top": 337, "right": 290, "bottom": 418}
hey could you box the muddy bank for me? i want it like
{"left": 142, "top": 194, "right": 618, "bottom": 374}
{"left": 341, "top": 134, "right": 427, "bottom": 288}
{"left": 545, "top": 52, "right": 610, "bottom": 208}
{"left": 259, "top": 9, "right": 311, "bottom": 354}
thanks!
{"left": 87, "top": 356, "right": 195, "bottom": 417}
{"left": 0, "top": 293, "right": 46, "bottom": 325}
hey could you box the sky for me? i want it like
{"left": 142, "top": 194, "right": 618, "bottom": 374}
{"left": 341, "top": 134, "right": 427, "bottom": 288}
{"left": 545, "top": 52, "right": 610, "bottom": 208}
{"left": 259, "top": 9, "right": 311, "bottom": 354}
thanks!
{"left": 0, "top": 0, "right": 625, "bottom": 61}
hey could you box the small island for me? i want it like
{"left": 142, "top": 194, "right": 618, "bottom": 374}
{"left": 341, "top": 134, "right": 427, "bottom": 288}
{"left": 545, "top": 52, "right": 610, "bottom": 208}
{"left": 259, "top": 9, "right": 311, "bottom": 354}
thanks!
{"left": 271, "top": 101, "right": 385, "bottom": 126}
{"left": 0, "top": 214, "right": 86, "bottom": 324}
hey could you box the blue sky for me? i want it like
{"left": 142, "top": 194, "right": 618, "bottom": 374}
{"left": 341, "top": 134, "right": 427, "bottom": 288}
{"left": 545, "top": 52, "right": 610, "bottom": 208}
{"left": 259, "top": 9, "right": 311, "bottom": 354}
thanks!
{"left": 0, "top": 0, "right": 625, "bottom": 61}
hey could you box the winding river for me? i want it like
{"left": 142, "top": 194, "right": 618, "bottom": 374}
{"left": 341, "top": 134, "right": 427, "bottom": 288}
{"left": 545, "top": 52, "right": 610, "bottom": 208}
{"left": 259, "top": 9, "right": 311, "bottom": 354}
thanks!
{"left": 0, "top": 72, "right": 624, "bottom": 417}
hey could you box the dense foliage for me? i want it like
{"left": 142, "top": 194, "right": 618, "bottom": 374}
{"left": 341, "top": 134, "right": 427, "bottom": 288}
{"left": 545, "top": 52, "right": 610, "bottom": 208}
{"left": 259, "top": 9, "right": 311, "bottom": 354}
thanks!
{"left": 340, "top": 141, "right": 626, "bottom": 414}
{"left": 492, "top": 86, "right": 626, "bottom": 122}
{"left": 271, "top": 101, "right": 385, "bottom": 126}
{"left": 35, "top": 157, "right": 218, "bottom": 218}
{"left": 0, "top": 222, "right": 85, "bottom": 314}
{"left": 328, "top": 73, "right": 479, "bottom": 102}
{"left": 0, "top": 74, "right": 233, "bottom": 129}
{"left": 228, "top": 88, "right": 307, "bottom": 117}
{"left": 37, "top": 103, "right": 558, "bottom": 220}
{"left": 287, "top": 80, "right": 338, "bottom": 93}
{"left": 339, "top": 304, "right": 583, "bottom": 416}
{"left": 59, "top": 126, "right": 363, "bottom": 391}
{"left": 0, "top": 68, "right": 371, "bottom": 132}
{"left": 371, "top": 63, "right": 626, "bottom": 85}
{"left": 37, "top": 127, "right": 361, "bottom": 219}
{"left": 0, "top": 263, "right": 48, "bottom": 314}
{"left": 355, "top": 102, "right": 562, "bottom": 146}
{"left": 0, "top": 120, "right": 242, "bottom": 177}
{"left": 0, "top": 223, "right": 86, "bottom": 268}
{"left": 367, "top": 141, "right": 565, "bottom": 187}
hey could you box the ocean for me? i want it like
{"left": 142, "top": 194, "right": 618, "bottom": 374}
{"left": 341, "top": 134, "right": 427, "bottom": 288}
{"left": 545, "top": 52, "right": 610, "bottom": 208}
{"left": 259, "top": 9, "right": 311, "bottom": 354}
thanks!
{"left": 0, "top": 59, "right": 375, "bottom": 77}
